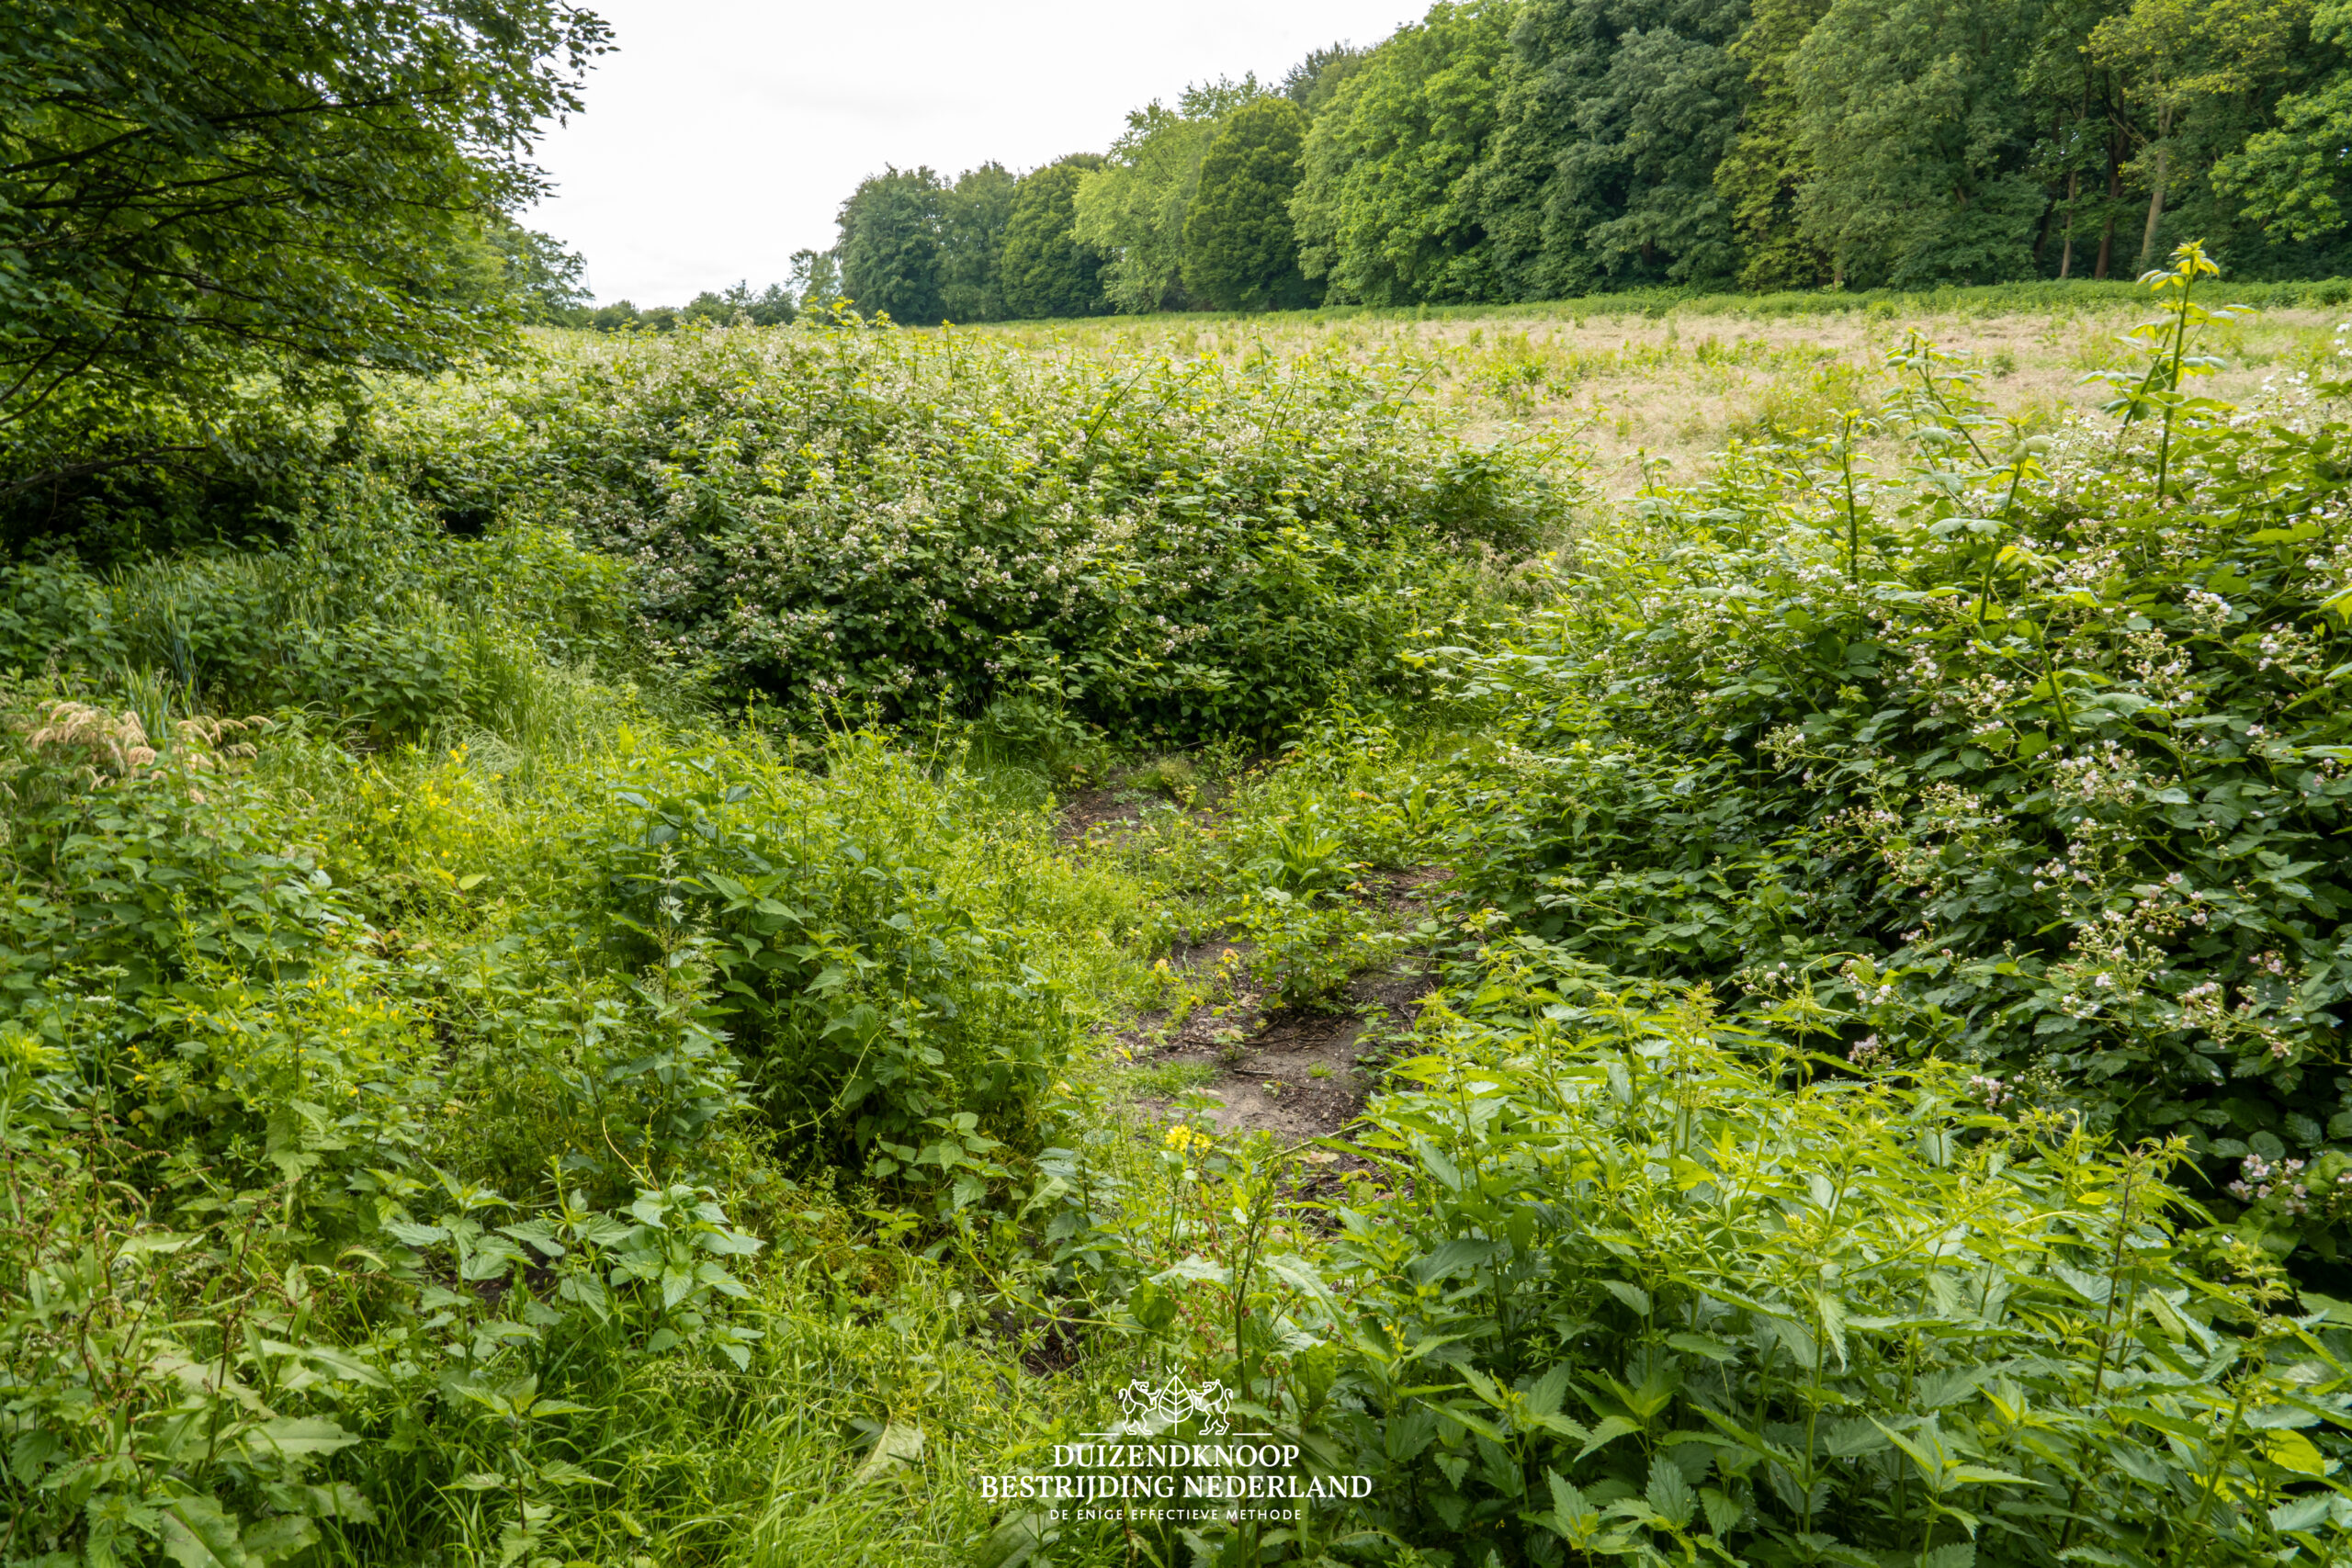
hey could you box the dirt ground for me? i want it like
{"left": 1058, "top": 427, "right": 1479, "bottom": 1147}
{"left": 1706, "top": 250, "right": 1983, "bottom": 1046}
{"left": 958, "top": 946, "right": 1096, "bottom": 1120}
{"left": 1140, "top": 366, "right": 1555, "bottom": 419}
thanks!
{"left": 1129, "top": 938, "right": 1434, "bottom": 1144}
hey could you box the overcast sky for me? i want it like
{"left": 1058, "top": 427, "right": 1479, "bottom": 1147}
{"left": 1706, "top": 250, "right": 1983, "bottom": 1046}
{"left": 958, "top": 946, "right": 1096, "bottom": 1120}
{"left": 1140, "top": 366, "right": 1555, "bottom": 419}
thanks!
{"left": 522, "top": 0, "right": 1430, "bottom": 306}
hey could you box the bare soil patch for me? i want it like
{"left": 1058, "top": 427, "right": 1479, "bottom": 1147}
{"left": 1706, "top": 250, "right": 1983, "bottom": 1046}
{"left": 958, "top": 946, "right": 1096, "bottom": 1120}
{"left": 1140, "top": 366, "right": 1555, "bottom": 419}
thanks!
{"left": 1128, "top": 866, "right": 1453, "bottom": 1146}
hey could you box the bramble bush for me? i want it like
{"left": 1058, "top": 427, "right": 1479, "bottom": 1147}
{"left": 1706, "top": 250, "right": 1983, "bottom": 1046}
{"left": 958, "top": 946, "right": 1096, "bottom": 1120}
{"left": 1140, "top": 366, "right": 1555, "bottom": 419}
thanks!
{"left": 1423, "top": 245, "right": 2352, "bottom": 1261}
{"left": 385, "top": 310, "right": 1566, "bottom": 740}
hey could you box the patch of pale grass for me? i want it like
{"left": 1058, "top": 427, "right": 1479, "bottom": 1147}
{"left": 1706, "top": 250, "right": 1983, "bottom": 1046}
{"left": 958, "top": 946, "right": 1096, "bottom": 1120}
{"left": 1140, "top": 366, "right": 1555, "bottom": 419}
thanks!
{"left": 958, "top": 298, "right": 2342, "bottom": 497}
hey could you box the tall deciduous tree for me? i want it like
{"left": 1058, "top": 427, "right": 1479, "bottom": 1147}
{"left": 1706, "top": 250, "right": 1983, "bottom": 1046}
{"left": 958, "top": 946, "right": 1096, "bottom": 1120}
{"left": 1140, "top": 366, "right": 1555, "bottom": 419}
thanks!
{"left": 1713, "top": 0, "right": 1836, "bottom": 288}
{"left": 1073, "top": 107, "right": 1219, "bottom": 312}
{"left": 0, "top": 0, "right": 609, "bottom": 479}
{"left": 1787, "top": 0, "right": 2049, "bottom": 285}
{"left": 1074, "top": 82, "right": 1262, "bottom": 313}
{"left": 1476, "top": 0, "right": 1754, "bottom": 297}
{"left": 1284, "top": 42, "right": 1373, "bottom": 113}
{"left": 2093, "top": 0, "right": 2310, "bottom": 266}
{"left": 788, "top": 248, "right": 843, "bottom": 313}
{"left": 489, "top": 224, "right": 594, "bottom": 323}
{"left": 940, "top": 163, "right": 1019, "bottom": 321}
{"left": 1183, "top": 97, "right": 1317, "bottom": 308}
{"left": 836, "top": 166, "right": 949, "bottom": 324}
{"left": 1292, "top": 2, "right": 1518, "bottom": 304}
{"left": 999, "top": 155, "right": 1112, "bottom": 320}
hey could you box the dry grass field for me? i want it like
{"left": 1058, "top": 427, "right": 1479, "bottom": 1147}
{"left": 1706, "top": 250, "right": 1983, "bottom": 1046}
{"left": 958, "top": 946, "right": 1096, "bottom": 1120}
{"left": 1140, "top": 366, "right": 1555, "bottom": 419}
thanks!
{"left": 970, "top": 290, "right": 2349, "bottom": 494}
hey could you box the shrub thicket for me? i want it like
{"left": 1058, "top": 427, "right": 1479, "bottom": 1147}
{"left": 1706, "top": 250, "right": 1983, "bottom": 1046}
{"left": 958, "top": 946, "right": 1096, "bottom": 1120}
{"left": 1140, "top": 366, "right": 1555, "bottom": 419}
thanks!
{"left": 1422, "top": 248, "right": 2352, "bottom": 1264}
{"left": 1321, "top": 986, "right": 2345, "bottom": 1564}
{"left": 386, "top": 315, "right": 1562, "bottom": 742}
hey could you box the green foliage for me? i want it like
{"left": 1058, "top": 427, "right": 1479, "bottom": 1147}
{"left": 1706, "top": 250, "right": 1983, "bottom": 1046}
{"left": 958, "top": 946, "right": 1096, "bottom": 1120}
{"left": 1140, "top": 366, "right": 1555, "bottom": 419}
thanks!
{"left": 590, "top": 739, "right": 1079, "bottom": 1180}
{"left": 1074, "top": 105, "right": 1226, "bottom": 314}
{"left": 1237, "top": 888, "right": 1404, "bottom": 1010}
{"left": 0, "top": 526, "right": 1162, "bottom": 1561}
{"left": 487, "top": 220, "right": 594, "bottom": 324}
{"left": 825, "top": 0, "right": 2352, "bottom": 307}
{"left": 1292, "top": 1, "right": 1518, "bottom": 306}
{"left": 1476, "top": 0, "right": 1754, "bottom": 298}
{"left": 829, "top": 162, "right": 1025, "bottom": 328}
{"left": 1283, "top": 42, "right": 1373, "bottom": 115}
{"left": 399, "top": 317, "right": 1559, "bottom": 741}
{"left": 1785, "top": 0, "right": 2052, "bottom": 286}
{"left": 997, "top": 155, "right": 1113, "bottom": 321}
{"left": 0, "top": 474, "right": 629, "bottom": 749}
{"left": 1314, "top": 978, "right": 2352, "bottom": 1562}
{"left": 2215, "top": 0, "right": 2352, "bottom": 242}
{"left": 837, "top": 164, "right": 953, "bottom": 325}
{"left": 1713, "top": 0, "right": 1836, "bottom": 290}
{"left": 1425, "top": 250, "right": 2352, "bottom": 1258}
{"left": 1183, "top": 98, "right": 1317, "bottom": 310}
{"left": 0, "top": 0, "right": 608, "bottom": 480}
{"left": 942, "top": 162, "right": 1021, "bottom": 322}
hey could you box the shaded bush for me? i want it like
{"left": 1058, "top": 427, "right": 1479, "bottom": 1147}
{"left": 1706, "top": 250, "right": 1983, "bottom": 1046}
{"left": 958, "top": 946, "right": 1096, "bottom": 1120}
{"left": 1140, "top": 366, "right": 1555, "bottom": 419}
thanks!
{"left": 0, "top": 471, "right": 630, "bottom": 746}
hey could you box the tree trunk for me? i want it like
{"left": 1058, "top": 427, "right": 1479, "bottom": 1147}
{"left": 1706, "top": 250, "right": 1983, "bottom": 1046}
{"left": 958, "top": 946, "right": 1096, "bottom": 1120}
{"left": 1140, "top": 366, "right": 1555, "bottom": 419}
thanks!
{"left": 2094, "top": 140, "right": 2121, "bottom": 279}
{"left": 2032, "top": 112, "right": 2064, "bottom": 267}
{"left": 2135, "top": 152, "right": 2168, "bottom": 272}
{"left": 2060, "top": 167, "right": 2080, "bottom": 278}
{"left": 2135, "top": 109, "right": 2173, "bottom": 273}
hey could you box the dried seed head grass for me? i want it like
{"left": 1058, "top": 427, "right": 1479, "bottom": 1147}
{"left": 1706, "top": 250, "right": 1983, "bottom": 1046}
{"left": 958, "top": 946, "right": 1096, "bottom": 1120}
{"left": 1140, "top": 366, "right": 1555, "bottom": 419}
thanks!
{"left": 25, "top": 700, "right": 157, "bottom": 777}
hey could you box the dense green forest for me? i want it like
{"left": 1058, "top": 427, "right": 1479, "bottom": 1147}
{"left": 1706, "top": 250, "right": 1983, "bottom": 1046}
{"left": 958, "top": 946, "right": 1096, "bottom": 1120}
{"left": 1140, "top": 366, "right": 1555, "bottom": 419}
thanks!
{"left": 736, "top": 0, "right": 2352, "bottom": 327}
{"left": 21, "top": 1, "right": 2352, "bottom": 1565}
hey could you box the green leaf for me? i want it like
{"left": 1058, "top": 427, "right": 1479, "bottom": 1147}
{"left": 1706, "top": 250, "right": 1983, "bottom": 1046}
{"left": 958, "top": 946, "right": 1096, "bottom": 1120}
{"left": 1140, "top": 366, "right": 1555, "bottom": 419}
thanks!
{"left": 1645, "top": 1456, "right": 1697, "bottom": 1529}
{"left": 1576, "top": 1415, "right": 1641, "bottom": 1459}
{"left": 1667, "top": 1331, "right": 1737, "bottom": 1363}
{"left": 1545, "top": 1469, "right": 1598, "bottom": 1543}
{"left": 158, "top": 1496, "right": 245, "bottom": 1568}
{"left": 241, "top": 1515, "right": 320, "bottom": 1564}
{"left": 853, "top": 1419, "right": 926, "bottom": 1484}
{"left": 1129, "top": 1279, "right": 1178, "bottom": 1333}
{"left": 242, "top": 1417, "right": 361, "bottom": 1458}
{"left": 1601, "top": 1280, "right": 1653, "bottom": 1316}
{"left": 1524, "top": 1362, "right": 1574, "bottom": 1416}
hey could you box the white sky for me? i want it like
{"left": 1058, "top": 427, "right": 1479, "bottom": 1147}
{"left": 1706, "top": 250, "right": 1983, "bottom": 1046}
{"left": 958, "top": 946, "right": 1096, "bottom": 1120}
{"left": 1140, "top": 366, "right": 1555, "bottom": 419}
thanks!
{"left": 523, "top": 0, "right": 1430, "bottom": 306}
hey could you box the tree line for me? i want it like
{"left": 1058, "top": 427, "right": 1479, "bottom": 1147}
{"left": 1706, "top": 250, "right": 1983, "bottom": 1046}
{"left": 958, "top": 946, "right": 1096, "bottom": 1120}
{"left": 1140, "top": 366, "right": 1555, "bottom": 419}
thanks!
{"left": 782, "top": 0, "right": 2352, "bottom": 324}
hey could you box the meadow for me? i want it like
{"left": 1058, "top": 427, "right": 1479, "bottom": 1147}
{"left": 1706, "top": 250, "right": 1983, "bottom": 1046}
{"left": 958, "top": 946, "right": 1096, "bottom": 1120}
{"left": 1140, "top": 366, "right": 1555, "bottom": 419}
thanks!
{"left": 967, "top": 278, "right": 2352, "bottom": 485}
{"left": 11, "top": 258, "right": 2352, "bottom": 1568}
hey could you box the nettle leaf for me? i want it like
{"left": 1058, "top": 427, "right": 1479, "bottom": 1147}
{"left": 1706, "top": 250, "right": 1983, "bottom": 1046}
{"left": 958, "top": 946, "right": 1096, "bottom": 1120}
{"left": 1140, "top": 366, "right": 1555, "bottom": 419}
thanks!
{"left": 1645, "top": 1457, "right": 1697, "bottom": 1529}
{"left": 1523, "top": 1363, "right": 1574, "bottom": 1416}
{"left": 1601, "top": 1280, "right": 1653, "bottom": 1316}
{"left": 1577, "top": 1416, "right": 1642, "bottom": 1460}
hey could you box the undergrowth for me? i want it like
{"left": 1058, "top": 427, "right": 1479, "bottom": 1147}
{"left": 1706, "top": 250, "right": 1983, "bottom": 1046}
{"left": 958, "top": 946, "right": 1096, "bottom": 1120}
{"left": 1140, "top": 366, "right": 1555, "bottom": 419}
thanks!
{"left": 12, "top": 251, "right": 2352, "bottom": 1567}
